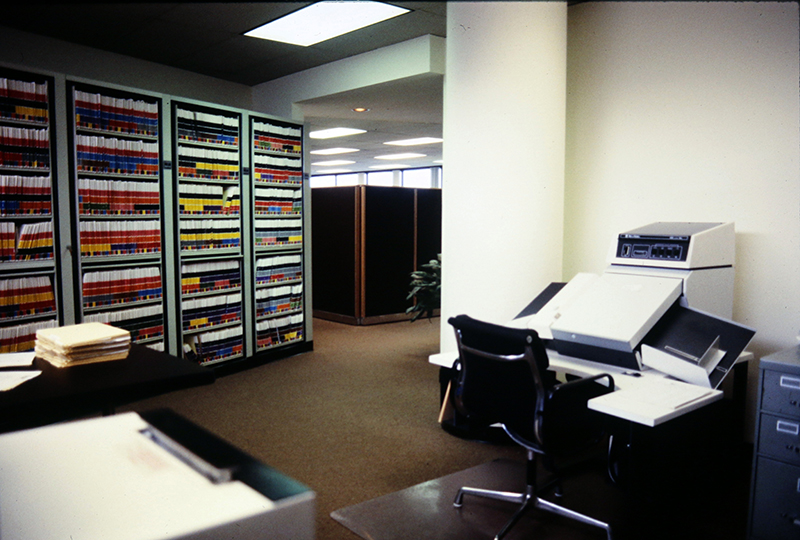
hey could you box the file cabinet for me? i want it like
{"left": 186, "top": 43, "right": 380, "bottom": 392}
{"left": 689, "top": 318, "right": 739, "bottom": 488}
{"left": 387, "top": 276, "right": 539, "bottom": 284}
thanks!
{"left": 749, "top": 345, "right": 800, "bottom": 539}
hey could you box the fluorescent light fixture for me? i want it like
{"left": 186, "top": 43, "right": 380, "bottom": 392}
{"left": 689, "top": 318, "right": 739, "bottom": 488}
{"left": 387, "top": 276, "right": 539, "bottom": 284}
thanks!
{"left": 310, "top": 127, "right": 367, "bottom": 139}
{"left": 314, "top": 168, "right": 352, "bottom": 174}
{"left": 310, "top": 147, "right": 360, "bottom": 155}
{"left": 383, "top": 137, "right": 443, "bottom": 146}
{"left": 369, "top": 163, "right": 410, "bottom": 169}
{"left": 375, "top": 153, "right": 426, "bottom": 160}
{"left": 245, "top": 1, "right": 409, "bottom": 47}
{"left": 312, "top": 159, "right": 356, "bottom": 166}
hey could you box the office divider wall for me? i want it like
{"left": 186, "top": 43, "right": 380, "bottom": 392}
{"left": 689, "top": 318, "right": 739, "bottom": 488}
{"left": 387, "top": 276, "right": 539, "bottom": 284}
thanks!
{"left": 311, "top": 185, "right": 441, "bottom": 325}
{"left": 0, "top": 65, "right": 311, "bottom": 369}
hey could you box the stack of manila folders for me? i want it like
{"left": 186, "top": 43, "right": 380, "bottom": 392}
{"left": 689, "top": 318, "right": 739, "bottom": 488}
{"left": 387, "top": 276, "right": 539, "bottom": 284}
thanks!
{"left": 35, "top": 322, "right": 131, "bottom": 368}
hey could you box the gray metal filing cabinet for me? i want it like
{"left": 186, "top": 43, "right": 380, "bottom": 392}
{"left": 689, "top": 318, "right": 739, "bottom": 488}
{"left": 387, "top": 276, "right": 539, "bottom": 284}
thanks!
{"left": 749, "top": 346, "right": 800, "bottom": 539}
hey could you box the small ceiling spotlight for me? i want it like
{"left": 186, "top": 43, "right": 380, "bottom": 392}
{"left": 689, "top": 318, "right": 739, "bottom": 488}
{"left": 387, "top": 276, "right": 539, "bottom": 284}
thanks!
{"left": 352, "top": 107, "right": 370, "bottom": 113}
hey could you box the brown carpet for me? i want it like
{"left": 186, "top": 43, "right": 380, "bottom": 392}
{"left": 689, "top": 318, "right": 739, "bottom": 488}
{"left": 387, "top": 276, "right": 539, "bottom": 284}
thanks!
{"left": 121, "top": 318, "right": 526, "bottom": 540}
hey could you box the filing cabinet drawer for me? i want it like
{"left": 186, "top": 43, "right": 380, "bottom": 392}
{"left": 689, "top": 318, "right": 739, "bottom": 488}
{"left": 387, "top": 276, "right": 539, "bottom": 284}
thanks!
{"left": 758, "top": 413, "right": 800, "bottom": 466}
{"left": 762, "top": 371, "right": 800, "bottom": 416}
{"left": 751, "top": 457, "right": 800, "bottom": 539}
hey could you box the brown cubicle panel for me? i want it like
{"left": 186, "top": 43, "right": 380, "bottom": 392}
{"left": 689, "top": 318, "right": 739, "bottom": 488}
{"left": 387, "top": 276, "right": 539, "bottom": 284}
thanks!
{"left": 311, "top": 185, "right": 441, "bottom": 325}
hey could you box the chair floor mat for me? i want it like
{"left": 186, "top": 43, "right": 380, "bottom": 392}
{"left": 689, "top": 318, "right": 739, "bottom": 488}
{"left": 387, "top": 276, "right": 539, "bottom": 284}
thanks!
{"left": 330, "top": 458, "right": 621, "bottom": 540}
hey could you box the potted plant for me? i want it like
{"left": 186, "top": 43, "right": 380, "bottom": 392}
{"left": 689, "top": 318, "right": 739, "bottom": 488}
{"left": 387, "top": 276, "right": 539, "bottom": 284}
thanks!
{"left": 406, "top": 254, "right": 441, "bottom": 322}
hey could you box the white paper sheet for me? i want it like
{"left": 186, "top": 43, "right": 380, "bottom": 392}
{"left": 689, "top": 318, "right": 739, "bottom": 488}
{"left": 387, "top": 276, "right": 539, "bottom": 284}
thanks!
{"left": 0, "top": 370, "right": 41, "bottom": 391}
{"left": 0, "top": 352, "right": 35, "bottom": 368}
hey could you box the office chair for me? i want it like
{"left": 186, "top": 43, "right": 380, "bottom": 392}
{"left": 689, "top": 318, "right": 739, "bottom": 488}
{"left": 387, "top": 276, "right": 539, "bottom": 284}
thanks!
{"left": 448, "top": 314, "right": 615, "bottom": 540}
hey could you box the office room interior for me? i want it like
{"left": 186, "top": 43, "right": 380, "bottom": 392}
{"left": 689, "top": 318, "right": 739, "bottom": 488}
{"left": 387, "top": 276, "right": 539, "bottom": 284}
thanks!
{"left": 0, "top": 1, "right": 799, "bottom": 539}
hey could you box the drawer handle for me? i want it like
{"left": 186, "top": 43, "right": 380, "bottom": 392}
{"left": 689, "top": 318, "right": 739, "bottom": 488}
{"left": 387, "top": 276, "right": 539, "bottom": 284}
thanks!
{"left": 781, "top": 375, "right": 800, "bottom": 390}
{"left": 778, "top": 420, "right": 800, "bottom": 435}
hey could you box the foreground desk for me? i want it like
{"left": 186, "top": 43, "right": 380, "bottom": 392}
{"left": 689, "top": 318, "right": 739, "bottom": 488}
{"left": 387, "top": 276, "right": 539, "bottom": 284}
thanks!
{"left": 431, "top": 349, "right": 735, "bottom": 427}
{"left": 0, "top": 410, "right": 315, "bottom": 540}
{"left": 0, "top": 343, "right": 215, "bottom": 432}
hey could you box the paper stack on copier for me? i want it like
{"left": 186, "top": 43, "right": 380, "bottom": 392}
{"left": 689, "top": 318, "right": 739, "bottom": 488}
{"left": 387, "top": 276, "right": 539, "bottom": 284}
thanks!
{"left": 35, "top": 322, "right": 130, "bottom": 368}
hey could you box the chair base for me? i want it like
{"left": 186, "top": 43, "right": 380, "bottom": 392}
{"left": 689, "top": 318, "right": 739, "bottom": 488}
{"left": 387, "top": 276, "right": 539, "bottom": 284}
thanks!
{"left": 454, "top": 485, "right": 613, "bottom": 540}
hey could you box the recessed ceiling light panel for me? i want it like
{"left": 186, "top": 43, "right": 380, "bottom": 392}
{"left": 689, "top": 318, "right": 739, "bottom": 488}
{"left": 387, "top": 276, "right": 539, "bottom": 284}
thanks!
{"left": 375, "top": 153, "right": 426, "bottom": 160}
{"left": 312, "top": 159, "right": 356, "bottom": 166}
{"left": 383, "top": 137, "right": 443, "bottom": 146}
{"left": 244, "top": 1, "right": 409, "bottom": 47}
{"left": 369, "top": 163, "right": 410, "bottom": 169}
{"left": 310, "top": 127, "right": 367, "bottom": 139}
{"left": 310, "top": 147, "right": 360, "bottom": 155}
{"left": 314, "top": 168, "right": 352, "bottom": 174}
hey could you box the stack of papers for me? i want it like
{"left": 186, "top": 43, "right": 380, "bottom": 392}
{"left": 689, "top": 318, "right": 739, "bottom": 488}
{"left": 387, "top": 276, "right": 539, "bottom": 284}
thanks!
{"left": 35, "top": 323, "right": 130, "bottom": 368}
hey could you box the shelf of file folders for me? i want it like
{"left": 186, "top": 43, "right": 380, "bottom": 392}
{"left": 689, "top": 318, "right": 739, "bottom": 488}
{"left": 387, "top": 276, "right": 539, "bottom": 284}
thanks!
{"left": 254, "top": 218, "right": 302, "bottom": 250}
{"left": 180, "top": 259, "right": 243, "bottom": 365}
{"left": 1, "top": 74, "right": 54, "bottom": 268}
{"left": 255, "top": 313, "right": 303, "bottom": 353}
{"left": 252, "top": 119, "right": 302, "bottom": 156}
{"left": 254, "top": 253, "right": 303, "bottom": 353}
{"left": 181, "top": 292, "right": 243, "bottom": 366}
{"left": 0, "top": 274, "right": 58, "bottom": 352}
{"left": 80, "top": 265, "right": 164, "bottom": 348}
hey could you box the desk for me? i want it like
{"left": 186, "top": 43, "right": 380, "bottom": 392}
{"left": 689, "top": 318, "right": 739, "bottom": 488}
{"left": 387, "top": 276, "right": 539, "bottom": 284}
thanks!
{"left": 0, "top": 343, "right": 215, "bottom": 432}
{"left": 0, "top": 410, "right": 315, "bottom": 540}
{"left": 432, "top": 350, "right": 730, "bottom": 427}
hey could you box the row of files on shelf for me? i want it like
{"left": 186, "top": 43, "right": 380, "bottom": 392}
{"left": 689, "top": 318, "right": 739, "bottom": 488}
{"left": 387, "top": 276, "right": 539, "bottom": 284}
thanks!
{"left": 1, "top": 126, "right": 49, "bottom": 168}
{"left": 82, "top": 266, "right": 161, "bottom": 308}
{"left": 85, "top": 303, "right": 164, "bottom": 344}
{"left": 79, "top": 178, "right": 159, "bottom": 215}
{"left": 1, "top": 175, "right": 51, "bottom": 215}
{"left": 179, "top": 184, "right": 239, "bottom": 214}
{"left": 74, "top": 89, "right": 158, "bottom": 136}
{"left": 75, "top": 134, "right": 158, "bottom": 176}
{"left": 0, "top": 318, "right": 56, "bottom": 353}
{"left": 1, "top": 221, "right": 52, "bottom": 261}
{"left": 176, "top": 108, "right": 238, "bottom": 146}
{"left": 181, "top": 260, "right": 240, "bottom": 295}
{"left": 79, "top": 220, "right": 160, "bottom": 256}
{"left": 1, "top": 77, "right": 48, "bottom": 124}
{"left": 184, "top": 325, "right": 243, "bottom": 364}
{"left": 0, "top": 275, "right": 56, "bottom": 320}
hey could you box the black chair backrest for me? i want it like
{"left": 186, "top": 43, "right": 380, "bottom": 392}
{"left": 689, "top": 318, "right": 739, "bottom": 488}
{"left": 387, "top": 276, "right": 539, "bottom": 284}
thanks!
{"left": 449, "top": 315, "right": 551, "bottom": 447}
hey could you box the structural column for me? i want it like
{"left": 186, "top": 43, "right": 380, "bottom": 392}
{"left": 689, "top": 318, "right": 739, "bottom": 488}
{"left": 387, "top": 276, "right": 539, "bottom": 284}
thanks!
{"left": 439, "top": 2, "right": 568, "bottom": 353}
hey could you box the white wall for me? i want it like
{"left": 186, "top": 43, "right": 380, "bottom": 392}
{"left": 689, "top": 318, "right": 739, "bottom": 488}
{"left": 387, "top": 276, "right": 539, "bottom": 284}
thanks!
{"left": 251, "top": 34, "right": 444, "bottom": 120}
{"left": 439, "top": 2, "right": 567, "bottom": 353}
{"left": 565, "top": 2, "right": 800, "bottom": 430}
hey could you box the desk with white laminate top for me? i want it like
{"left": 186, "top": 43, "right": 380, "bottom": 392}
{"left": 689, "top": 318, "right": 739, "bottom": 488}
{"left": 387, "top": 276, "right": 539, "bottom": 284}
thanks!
{"left": 430, "top": 348, "right": 748, "bottom": 428}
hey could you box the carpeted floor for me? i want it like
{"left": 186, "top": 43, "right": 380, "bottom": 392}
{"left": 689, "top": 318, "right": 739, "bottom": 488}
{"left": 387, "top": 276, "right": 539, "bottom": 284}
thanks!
{"left": 121, "top": 317, "right": 751, "bottom": 540}
{"left": 121, "top": 318, "right": 527, "bottom": 540}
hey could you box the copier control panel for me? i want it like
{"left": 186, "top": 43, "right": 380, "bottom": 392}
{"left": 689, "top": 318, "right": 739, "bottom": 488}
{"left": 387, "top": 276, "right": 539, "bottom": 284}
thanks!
{"left": 611, "top": 222, "right": 734, "bottom": 270}
{"left": 616, "top": 234, "right": 689, "bottom": 262}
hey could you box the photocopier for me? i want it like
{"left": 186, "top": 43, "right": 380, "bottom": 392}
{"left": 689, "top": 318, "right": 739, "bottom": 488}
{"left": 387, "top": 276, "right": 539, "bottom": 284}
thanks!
{"left": 517, "top": 222, "right": 755, "bottom": 388}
